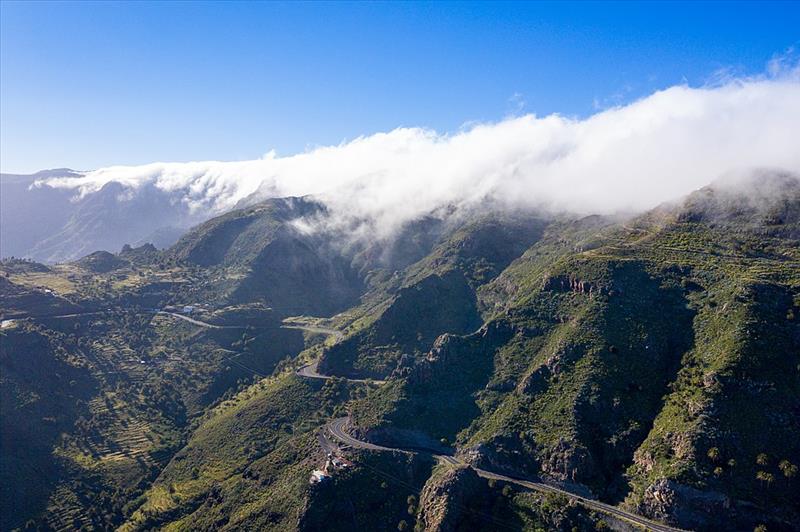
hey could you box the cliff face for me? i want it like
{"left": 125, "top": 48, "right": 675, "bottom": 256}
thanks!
{"left": 347, "top": 176, "right": 800, "bottom": 530}
{"left": 416, "top": 466, "right": 484, "bottom": 532}
{"left": 4, "top": 174, "right": 799, "bottom": 531}
{"left": 626, "top": 281, "right": 800, "bottom": 530}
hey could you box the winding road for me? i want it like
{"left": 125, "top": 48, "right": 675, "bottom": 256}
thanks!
{"left": 155, "top": 310, "right": 243, "bottom": 328}
{"left": 325, "top": 417, "right": 684, "bottom": 532}
{"left": 9, "top": 305, "right": 683, "bottom": 530}
{"left": 291, "top": 324, "right": 685, "bottom": 532}
{"left": 296, "top": 360, "right": 385, "bottom": 384}
{"left": 7, "top": 307, "right": 333, "bottom": 333}
{"left": 281, "top": 323, "right": 344, "bottom": 340}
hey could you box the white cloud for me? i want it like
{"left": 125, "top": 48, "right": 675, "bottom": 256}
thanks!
{"left": 38, "top": 72, "right": 800, "bottom": 242}
{"left": 767, "top": 47, "right": 800, "bottom": 78}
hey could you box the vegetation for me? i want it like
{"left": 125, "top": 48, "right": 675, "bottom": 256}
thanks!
{"left": 2, "top": 174, "right": 798, "bottom": 531}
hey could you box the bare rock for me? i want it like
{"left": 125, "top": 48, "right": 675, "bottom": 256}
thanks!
{"left": 417, "top": 466, "right": 483, "bottom": 532}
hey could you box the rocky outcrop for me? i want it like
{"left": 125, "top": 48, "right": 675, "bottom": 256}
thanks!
{"left": 119, "top": 242, "right": 160, "bottom": 264}
{"left": 639, "top": 479, "right": 730, "bottom": 528}
{"left": 542, "top": 274, "right": 607, "bottom": 297}
{"left": 462, "top": 432, "right": 539, "bottom": 479}
{"left": 539, "top": 437, "right": 598, "bottom": 486}
{"left": 404, "top": 320, "right": 514, "bottom": 387}
{"left": 638, "top": 477, "right": 800, "bottom": 531}
{"left": 416, "top": 466, "right": 484, "bottom": 532}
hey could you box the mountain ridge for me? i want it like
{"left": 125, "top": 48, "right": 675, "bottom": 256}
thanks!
{"left": 1, "top": 172, "right": 798, "bottom": 531}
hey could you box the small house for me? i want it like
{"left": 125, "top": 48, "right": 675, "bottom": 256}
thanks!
{"left": 309, "top": 469, "right": 329, "bottom": 484}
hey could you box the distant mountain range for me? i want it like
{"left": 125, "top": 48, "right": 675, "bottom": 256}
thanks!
{"left": 2, "top": 171, "right": 798, "bottom": 531}
{"left": 0, "top": 169, "right": 204, "bottom": 262}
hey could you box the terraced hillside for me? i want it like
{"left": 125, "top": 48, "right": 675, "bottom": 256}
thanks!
{"left": 0, "top": 295, "right": 303, "bottom": 530}
{"left": 2, "top": 173, "right": 798, "bottom": 532}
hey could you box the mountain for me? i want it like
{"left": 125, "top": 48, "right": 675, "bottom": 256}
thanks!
{"left": 317, "top": 213, "right": 549, "bottom": 379}
{"left": 164, "top": 196, "right": 364, "bottom": 315}
{"left": 348, "top": 173, "right": 800, "bottom": 529}
{"left": 0, "top": 171, "right": 209, "bottom": 263}
{"left": 0, "top": 170, "right": 79, "bottom": 260}
{"left": 1, "top": 172, "right": 798, "bottom": 532}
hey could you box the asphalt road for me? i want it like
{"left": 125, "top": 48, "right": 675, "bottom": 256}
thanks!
{"left": 4, "top": 308, "right": 237, "bottom": 328}
{"left": 280, "top": 323, "right": 344, "bottom": 340}
{"left": 9, "top": 304, "right": 685, "bottom": 530}
{"left": 11, "top": 307, "right": 320, "bottom": 333}
{"left": 296, "top": 360, "right": 384, "bottom": 384}
{"left": 324, "top": 417, "right": 686, "bottom": 532}
{"left": 156, "top": 310, "right": 241, "bottom": 328}
{"left": 290, "top": 324, "right": 388, "bottom": 384}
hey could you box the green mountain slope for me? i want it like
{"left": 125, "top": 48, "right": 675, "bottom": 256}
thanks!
{"left": 167, "top": 197, "right": 364, "bottom": 315}
{"left": 318, "top": 214, "right": 548, "bottom": 379}
{"left": 2, "top": 174, "right": 798, "bottom": 532}
{"left": 348, "top": 174, "right": 800, "bottom": 530}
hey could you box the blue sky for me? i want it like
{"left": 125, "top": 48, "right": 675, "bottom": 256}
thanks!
{"left": 1, "top": 1, "right": 798, "bottom": 173}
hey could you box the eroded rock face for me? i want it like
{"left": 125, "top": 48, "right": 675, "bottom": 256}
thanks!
{"left": 542, "top": 274, "right": 607, "bottom": 297}
{"left": 640, "top": 478, "right": 730, "bottom": 528}
{"left": 407, "top": 333, "right": 458, "bottom": 385}
{"left": 406, "top": 321, "right": 514, "bottom": 385}
{"left": 641, "top": 479, "right": 678, "bottom": 521}
{"left": 539, "top": 437, "right": 597, "bottom": 485}
{"left": 632, "top": 448, "right": 657, "bottom": 474}
{"left": 417, "top": 466, "right": 483, "bottom": 532}
{"left": 462, "top": 432, "right": 539, "bottom": 479}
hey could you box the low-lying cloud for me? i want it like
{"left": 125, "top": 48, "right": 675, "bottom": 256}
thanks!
{"left": 39, "top": 70, "right": 800, "bottom": 241}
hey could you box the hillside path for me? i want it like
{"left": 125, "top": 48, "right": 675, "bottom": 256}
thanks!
{"left": 325, "top": 417, "right": 686, "bottom": 532}
{"left": 294, "top": 344, "right": 688, "bottom": 532}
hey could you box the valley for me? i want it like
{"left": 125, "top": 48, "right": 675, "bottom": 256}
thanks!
{"left": 4, "top": 3, "right": 800, "bottom": 530}
{"left": 1, "top": 174, "right": 799, "bottom": 531}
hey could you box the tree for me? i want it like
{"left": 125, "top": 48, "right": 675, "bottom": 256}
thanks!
{"left": 397, "top": 520, "right": 408, "bottom": 531}
{"left": 754, "top": 525, "right": 768, "bottom": 532}
{"left": 756, "top": 471, "right": 774, "bottom": 488}
{"left": 779, "top": 460, "right": 798, "bottom": 479}
{"left": 707, "top": 447, "right": 720, "bottom": 462}
{"left": 756, "top": 453, "right": 769, "bottom": 467}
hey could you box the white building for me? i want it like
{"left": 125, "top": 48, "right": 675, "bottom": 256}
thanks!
{"left": 309, "top": 469, "right": 329, "bottom": 484}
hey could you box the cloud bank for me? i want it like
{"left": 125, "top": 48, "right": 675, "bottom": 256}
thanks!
{"left": 39, "top": 73, "right": 800, "bottom": 241}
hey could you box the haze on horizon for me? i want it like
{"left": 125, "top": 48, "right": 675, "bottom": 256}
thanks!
{"left": 31, "top": 69, "right": 800, "bottom": 240}
{"left": 2, "top": 1, "right": 800, "bottom": 252}
{"left": 3, "top": 5, "right": 800, "bottom": 532}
